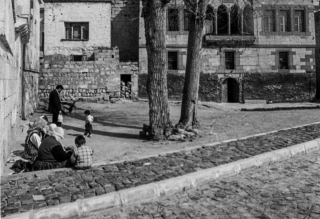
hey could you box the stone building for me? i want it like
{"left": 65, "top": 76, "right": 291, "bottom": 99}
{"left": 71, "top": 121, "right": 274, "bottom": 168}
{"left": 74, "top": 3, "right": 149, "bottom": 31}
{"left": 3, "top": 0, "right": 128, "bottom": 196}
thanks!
{"left": 315, "top": 2, "right": 320, "bottom": 99}
{"left": 39, "top": 0, "right": 139, "bottom": 100}
{"left": 0, "top": 0, "right": 41, "bottom": 174}
{"left": 139, "top": 0, "right": 317, "bottom": 103}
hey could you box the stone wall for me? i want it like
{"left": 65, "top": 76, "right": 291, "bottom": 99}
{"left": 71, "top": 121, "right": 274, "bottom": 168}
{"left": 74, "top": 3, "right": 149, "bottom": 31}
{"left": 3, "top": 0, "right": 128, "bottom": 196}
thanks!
{"left": 138, "top": 73, "right": 220, "bottom": 101}
{"left": 243, "top": 73, "right": 316, "bottom": 103}
{"left": 111, "top": 0, "right": 139, "bottom": 62}
{"left": 315, "top": 11, "right": 320, "bottom": 98}
{"left": 0, "top": 0, "right": 22, "bottom": 175}
{"left": 138, "top": 73, "right": 315, "bottom": 103}
{"left": 39, "top": 48, "right": 139, "bottom": 100}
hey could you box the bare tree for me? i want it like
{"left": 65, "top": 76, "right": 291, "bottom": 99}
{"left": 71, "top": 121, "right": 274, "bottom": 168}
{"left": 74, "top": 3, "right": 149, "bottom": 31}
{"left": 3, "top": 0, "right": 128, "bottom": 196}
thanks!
{"left": 176, "top": 0, "right": 208, "bottom": 129}
{"left": 141, "top": 0, "right": 173, "bottom": 140}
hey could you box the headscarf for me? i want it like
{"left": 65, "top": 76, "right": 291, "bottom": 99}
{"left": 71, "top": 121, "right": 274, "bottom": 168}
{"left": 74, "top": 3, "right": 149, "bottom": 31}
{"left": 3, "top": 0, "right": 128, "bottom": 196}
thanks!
{"left": 27, "top": 117, "right": 48, "bottom": 139}
{"left": 51, "top": 127, "right": 65, "bottom": 142}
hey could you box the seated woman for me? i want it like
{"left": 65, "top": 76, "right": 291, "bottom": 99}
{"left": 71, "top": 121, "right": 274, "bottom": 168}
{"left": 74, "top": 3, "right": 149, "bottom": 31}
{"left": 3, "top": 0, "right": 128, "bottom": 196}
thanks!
{"left": 32, "top": 127, "right": 73, "bottom": 171}
{"left": 23, "top": 117, "right": 48, "bottom": 162}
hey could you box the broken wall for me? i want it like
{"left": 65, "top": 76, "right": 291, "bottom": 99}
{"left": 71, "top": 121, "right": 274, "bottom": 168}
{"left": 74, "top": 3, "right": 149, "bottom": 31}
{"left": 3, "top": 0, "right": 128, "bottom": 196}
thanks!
{"left": 111, "top": 0, "right": 139, "bottom": 62}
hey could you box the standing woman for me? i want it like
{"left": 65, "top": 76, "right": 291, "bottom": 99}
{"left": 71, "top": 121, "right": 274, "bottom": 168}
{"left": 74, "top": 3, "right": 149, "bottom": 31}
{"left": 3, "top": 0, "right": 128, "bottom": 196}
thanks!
{"left": 23, "top": 117, "right": 48, "bottom": 162}
{"left": 32, "top": 127, "right": 73, "bottom": 171}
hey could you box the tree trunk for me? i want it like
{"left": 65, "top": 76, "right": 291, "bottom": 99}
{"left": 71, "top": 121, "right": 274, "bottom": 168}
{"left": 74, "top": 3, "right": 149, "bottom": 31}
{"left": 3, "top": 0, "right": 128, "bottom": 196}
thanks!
{"left": 142, "top": 0, "right": 173, "bottom": 140}
{"left": 177, "top": 0, "right": 207, "bottom": 129}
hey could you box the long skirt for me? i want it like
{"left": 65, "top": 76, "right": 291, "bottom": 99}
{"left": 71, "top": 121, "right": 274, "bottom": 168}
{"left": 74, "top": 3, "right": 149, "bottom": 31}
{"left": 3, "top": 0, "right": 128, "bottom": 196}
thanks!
{"left": 32, "top": 159, "right": 66, "bottom": 171}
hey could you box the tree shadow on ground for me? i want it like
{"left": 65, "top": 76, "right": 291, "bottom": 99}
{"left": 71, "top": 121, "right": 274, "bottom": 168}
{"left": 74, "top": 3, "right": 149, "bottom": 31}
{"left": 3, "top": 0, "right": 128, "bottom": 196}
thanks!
{"left": 67, "top": 111, "right": 142, "bottom": 130}
{"left": 62, "top": 124, "right": 140, "bottom": 140}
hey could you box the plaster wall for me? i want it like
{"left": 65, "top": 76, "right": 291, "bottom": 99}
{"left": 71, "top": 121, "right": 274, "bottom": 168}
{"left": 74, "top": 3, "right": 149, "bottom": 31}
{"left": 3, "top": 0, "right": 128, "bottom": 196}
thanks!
{"left": 44, "top": 2, "right": 112, "bottom": 56}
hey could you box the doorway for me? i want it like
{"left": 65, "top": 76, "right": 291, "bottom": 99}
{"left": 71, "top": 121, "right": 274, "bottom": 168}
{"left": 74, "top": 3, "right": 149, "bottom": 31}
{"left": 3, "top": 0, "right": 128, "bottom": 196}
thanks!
{"left": 120, "top": 74, "right": 132, "bottom": 99}
{"left": 222, "top": 78, "right": 239, "bottom": 103}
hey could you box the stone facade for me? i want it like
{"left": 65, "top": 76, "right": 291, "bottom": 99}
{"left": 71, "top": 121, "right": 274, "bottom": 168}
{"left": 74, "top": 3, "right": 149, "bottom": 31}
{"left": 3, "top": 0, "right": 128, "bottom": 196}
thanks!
{"left": 39, "top": 48, "right": 138, "bottom": 100}
{"left": 139, "top": 73, "right": 315, "bottom": 103}
{"left": 139, "top": 0, "right": 317, "bottom": 102}
{"left": 40, "top": 0, "right": 139, "bottom": 99}
{"left": 0, "top": 0, "right": 41, "bottom": 175}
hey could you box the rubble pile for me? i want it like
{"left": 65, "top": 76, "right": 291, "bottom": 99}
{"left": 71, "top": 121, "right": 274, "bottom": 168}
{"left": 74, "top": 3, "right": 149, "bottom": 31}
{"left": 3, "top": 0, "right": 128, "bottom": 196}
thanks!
{"left": 120, "top": 82, "right": 132, "bottom": 99}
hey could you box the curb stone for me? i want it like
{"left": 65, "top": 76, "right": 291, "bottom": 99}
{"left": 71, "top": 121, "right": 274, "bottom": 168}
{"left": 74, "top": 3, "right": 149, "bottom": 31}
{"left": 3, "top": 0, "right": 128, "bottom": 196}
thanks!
{"left": 4, "top": 137, "right": 320, "bottom": 219}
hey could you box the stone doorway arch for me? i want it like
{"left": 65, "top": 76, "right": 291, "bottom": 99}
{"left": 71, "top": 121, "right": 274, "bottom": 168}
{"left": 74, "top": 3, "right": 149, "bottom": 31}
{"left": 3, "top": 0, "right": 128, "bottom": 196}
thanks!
{"left": 222, "top": 78, "right": 240, "bottom": 103}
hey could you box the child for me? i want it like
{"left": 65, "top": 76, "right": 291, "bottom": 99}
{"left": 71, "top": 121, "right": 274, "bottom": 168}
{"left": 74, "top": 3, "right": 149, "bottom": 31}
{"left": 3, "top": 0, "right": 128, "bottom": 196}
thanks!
{"left": 84, "top": 110, "right": 94, "bottom": 138}
{"left": 72, "top": 135, "right": 94, "bottom": 169}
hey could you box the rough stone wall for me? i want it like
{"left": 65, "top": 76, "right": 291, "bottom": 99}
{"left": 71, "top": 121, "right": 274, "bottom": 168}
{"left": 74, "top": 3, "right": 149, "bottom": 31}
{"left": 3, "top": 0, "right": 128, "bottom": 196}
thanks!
{"left": 39, "top": 48, "right": 138, "bottom": 100}
{"left": 243, "top": 73, "right": 316, "bottom": 102}
{"left": 0, "top": 0, "right": 22, "bottom": 175}
{"left": 111, "top": 0, "right": 139, "bottom": 62}
{"left": 138, "top": 73, "right": 315, "bottom": 103}
{"left": 138, "top": 73, "right": 220, "bottom": 101}
{"left": 44, "top": 2, "right": 112, "bottom": 57}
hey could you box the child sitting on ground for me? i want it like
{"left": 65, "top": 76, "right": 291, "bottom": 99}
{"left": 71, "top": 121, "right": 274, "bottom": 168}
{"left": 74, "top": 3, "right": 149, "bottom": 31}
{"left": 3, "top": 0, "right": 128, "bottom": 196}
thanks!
{"left": 72, "top": 135, "right": 94, "bottom": 169}
{"left": 84, "top": 110, "right": 94, "bottom": 138}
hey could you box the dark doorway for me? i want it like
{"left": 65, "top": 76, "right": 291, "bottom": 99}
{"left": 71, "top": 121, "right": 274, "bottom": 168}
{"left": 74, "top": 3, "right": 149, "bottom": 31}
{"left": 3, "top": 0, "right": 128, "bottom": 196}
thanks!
{"left": 120, "top": 74, "right": 132, "bottom": 99}
{"left": 222, "top": 78, "right": 239, "bottom": 103}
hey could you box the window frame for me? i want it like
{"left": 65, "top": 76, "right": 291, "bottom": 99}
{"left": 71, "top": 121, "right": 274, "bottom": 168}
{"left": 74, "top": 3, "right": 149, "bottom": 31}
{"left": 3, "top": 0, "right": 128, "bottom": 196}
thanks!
{"left": 264, "top": 9, "right": 276, "bottom": 32}
{"left": 279, "top": 10, "right": 290, "bottom": 32}
{"left": 294, "top": 10, "right": 305, "bottom": 32}
{"left": 167, "top": 8, "right": 180, "bottom": 32}
{"left": 225, "top": 51, "right": 235, "bottom": 70}
{"left": 279, "top": 52, "right": 289, "bottom": 70}
{"left": 63, "top": 22, "right": 89, "bottom": 41}
{"left": 167, "top": 51, "right": 179, "bottom": 70}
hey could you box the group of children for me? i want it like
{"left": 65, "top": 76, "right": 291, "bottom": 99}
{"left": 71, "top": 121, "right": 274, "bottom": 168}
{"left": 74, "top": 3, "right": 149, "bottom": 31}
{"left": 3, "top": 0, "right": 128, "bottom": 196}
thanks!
{"left": 69, "top": 110, "right": 95, "bottom": 169}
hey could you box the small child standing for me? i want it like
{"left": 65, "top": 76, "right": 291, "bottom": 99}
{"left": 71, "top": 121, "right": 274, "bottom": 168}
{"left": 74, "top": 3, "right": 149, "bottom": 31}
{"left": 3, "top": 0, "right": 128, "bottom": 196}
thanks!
{"left": 72, "top": 135, "right": 94, "bottom": 169}
{"left": 84, "top": 110, "right": 94, "bottom": 138}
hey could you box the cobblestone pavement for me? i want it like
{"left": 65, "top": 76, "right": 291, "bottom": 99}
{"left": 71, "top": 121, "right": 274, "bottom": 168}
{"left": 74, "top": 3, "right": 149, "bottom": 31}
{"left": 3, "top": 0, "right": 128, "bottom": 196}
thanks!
{"left": 2, "top": 124, "right": 320, "bottom": 217}
{"left": 83, "top": 150, "right": 320, "bottom": 219}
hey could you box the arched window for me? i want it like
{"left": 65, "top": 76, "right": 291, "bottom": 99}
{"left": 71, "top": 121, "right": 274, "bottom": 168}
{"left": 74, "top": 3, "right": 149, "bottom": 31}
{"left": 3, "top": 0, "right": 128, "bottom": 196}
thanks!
{"left": 230, "top": 4, "right": 241, "bottom": 35}
{"left": 218, "top": 5, "right": 228, "bottom": 35}
{"left": 243, "top": 4, "right": 254, "bottom": 35}
{"left": 205, "top": 5, "right": 215, "bottom": 34}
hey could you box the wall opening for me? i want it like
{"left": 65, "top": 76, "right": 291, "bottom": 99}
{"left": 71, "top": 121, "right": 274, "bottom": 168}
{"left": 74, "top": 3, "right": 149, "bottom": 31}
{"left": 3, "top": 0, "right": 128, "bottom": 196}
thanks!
{"left": 120, "top": 74, "right": 132, "bottom": 99}
{"left": 222, "top": 78, "right": 239, "bottom": 103}
{"left": 218, "top": 5, "right": 228, "bottom": 35}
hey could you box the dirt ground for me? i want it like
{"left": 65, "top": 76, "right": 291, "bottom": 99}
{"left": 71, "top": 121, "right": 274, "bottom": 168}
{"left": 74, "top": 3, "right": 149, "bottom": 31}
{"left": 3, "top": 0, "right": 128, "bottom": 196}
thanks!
{"left": 4, "top": 100, "right": 320, "bottom": 174}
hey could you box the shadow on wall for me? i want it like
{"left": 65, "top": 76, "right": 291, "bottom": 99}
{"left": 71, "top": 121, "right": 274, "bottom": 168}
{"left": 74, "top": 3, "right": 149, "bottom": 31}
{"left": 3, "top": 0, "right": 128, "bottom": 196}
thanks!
{"left": 111, "top": 0, "right": 139, "bottom": 62}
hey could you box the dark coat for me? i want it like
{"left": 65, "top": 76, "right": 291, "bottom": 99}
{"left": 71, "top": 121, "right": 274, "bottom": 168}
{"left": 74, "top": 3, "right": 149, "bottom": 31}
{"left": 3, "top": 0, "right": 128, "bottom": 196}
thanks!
{"left": 48, "top": 89, "right": 62, "bottom": 114}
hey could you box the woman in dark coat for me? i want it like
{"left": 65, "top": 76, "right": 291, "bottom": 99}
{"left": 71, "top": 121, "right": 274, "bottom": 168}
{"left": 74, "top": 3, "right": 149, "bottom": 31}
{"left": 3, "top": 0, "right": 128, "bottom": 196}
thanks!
{"left": 32, "top": 127, "right": 73, "bottom": 171}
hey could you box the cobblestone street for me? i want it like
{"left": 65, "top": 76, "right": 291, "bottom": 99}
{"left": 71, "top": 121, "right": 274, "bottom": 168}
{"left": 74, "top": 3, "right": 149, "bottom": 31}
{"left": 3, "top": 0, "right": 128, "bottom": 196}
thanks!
{"left": 83, "top": 149, "right": 320, "bottom": 219}
{"left": 1, "top": 123, "right": 320, "bottom": 217}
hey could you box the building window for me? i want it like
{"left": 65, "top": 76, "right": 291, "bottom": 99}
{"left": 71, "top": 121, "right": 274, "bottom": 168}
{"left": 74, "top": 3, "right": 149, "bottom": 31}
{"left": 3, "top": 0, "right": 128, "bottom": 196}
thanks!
{"left": 279, "top": 52, "right": 289, "bottom": 69}
{"left": 225, "top": 52, "right": 235, "bottom": 70}
{"left": 279, "top": 10, "right": 290, "bottom": 32}
{"left": 71, "top": 55, "right": 83, "bottom": 61}
{"left": 65, "top": 22, "right": 89, "bottom": 40}
{"left": 184, "top": 9, "right": 191, "bottom": 31}
{"left": 205, "top": 6, "right": 215, "bottom": 34}
{"left": 294, "top": 10, "right": 305, "bottom": 32}
{"left": 168, "top": 52, "right": 178, "bottom": 70}
{"left": 168, "top": 9, "right": 179, "bottom": 31}
{"left": 264, "top": 10, "right": 275, "bottom": 32}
